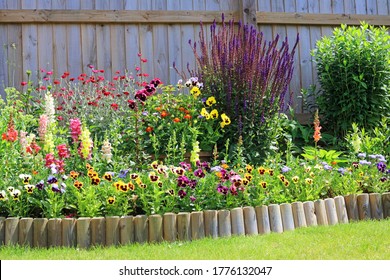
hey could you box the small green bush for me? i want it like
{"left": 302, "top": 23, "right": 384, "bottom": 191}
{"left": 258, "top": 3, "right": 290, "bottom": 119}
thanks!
{"left": 311, "top": 22, "right": 390, "bottom": 139}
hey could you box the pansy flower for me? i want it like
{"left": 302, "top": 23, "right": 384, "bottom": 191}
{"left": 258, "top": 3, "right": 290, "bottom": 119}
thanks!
{"left": 292, "top": 176, "right": 299, "bottom": 184}
{"left": 130, "top": 173, "right": 139, "bottom": 180}
{"left": 217, "top": 184, "right": 229, "bottom": 195}
{"left": 258, "top": 166, "right": 266, "bottom": 175}
{"left": 260, "top": 181, "right": 267, "bottom": 188}
{"left": 157, "top": 181, "right": 163, "bottom": 188}
{"left": 24, "top": 184, "right": 35, "bottom": 194}
{"left": 12, "top": 189, "right": 21, "bottom": 200}
{"left": 118, "top": 169, "right": 129, "bottom": 179}
{"left": 206, "top": 96, "right": 216, "bottom": 106}
{"left": 47, "top": 175, "right": 58, "bottom": 184}
{"left": 149, "top": 172, "right": 159, "bottom": 182}
{"left": 178, "top": 189, "right": 187, "bottom": 198}
{"left": 86, "top": 163, "right": 94, "bottom": 170}
{"left": 278, "top": 174, "right": 286, "bottom": 182}
{"left": 73, "top": 181, "right": 83, "bottom": 190}
{"left": 151, "top": 161, "right": 159, "bottom": 170}
{"left": 284, "top": 180, "right": 290, "bottom": 187}
{"left": 7, "top": 186, "right": 14, "bottom": 193}
{"left": 266, "top": 169, "right": 274, "bottom": 176}
{"left": 190, "top": 86, "right": 201, "bottom": 98}
{"left": 91, "top": 177, "right": 101, "bottom": 185}
{"left": 19, "top": 174, "right": 32, "bottom": 184}
{"left": 107, "top": 197, "right": 115, "bottom": 205}
{"left": 246, "top": 165, "right": 253, "bottom": 173}
{"left": 127, "top": 182, "right": 135, "bottom": 191}
{"left": 245, "top": 173, "right": 253, "bottom": 181}
{"left": 70, "top": 171, "right": 79, "bottom": 179}
{"left": 113, "top": 181, "right": 125, "bottom": 190}
{"left": 103, "top": 172, "right": 114, "bottom": 181}
{"left": 174, "top": 167, "right": 185, "bottom": 176}
{"left": 194, "top": 168, "right": 205, "bottom": 178}
{"left": 0, "top": 190, "right": 7, "bottom": 200}
{"left": 167, "top": 189, "right": 175, "bottom": 196}
{"left": 305, "top": 178, "right": 313, "bottom": 185}
{"left": 36, "top": 180, "right": 44, "bottom": 190}
{"left": 220, "top": 113, "right": 231, "bottom": 128}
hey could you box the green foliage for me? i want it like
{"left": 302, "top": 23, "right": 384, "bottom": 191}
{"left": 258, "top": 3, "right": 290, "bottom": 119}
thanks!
{"left": 311, "top": 22, "right": 390, "bottom": 139}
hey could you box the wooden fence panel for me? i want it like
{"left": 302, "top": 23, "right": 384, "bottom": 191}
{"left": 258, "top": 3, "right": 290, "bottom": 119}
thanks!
{"left": 0, "top": 0, "right": 389, "bottom": 117}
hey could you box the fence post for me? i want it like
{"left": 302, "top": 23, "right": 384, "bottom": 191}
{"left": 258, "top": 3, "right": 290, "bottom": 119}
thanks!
{"left": 134, "top": 215, "right": 148, "bottom": 244}
{"left": 106, "top": 216, "right": 120, "bottom": 246}
{"left": 324, "top": 198, "right": 338, "bottom": 225}
{"left": 239, "top": 0, "right": 257, "bottom": 26}
{"left": 280, "top": 203, "right": 295, "bottom": 231}
{"left": 77, "top": 217, "right": 91, "bottom": 249}
{"left": 314, "top": 199, "right": 328, "bottom": 225}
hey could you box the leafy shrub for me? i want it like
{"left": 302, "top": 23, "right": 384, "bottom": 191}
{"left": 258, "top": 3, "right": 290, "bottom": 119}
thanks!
{"left": 311, "top": 22, "right": 390, "bottom": 139}
{"left": 185, "top": 15, "right": 299, "bottom": 164}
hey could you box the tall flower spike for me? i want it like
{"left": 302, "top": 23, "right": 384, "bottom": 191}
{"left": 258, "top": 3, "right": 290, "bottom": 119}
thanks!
{"left": 313, "top": 109, "right": 322, "bottom": 144}
{"left": 101, "top": 139, "right": 113, "bottom": 162}
{"left": 38, "top": 114, "right": 48, "bottom": 142}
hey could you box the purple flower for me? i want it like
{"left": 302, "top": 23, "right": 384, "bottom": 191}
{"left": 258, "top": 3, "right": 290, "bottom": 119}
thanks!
{"left": 357, "top": 152, "right": 366, "bottom": 158}
{"left": 177, "top": 175, "right": 190, "bottom": 187}
{"left": 188, "top": 179, "right": 198, "bottom": 189}
{"left": 217, "top": 184, "right": 229, "bottom": 195}
{"left": 359, "top": 160, "right": 372, "bottom": 165}
{"left": 47, "top": 175, "right": 58, "bottom": 184}
{"left": 377, "top": 162, "right": 387, "bottom": 173}
{"left": 338, "top": 167, "right": 346, "bottom": 175}
{"left": 36, "top": 180, "right": 44, "bottom": 190}
{"left": 210, "top": 166, "right": 222, "bottom": 172}
{"left": 380, "top": 177, "right": 387, "bottom": 182}
{"left": 194, "top": 168, "right": 205, "bottom": 178}
{"left": 229, "top": 185, "right": 238, "bottom": 196}
{"left": 178, "top": 189, "right": 187, "bottom": 198}
{"left": 179, "top": 162, "right": 191, "bottom": 170}
{"left": 190, "top": 195, "right": 196, "bottom": 202}
{"left": 281, "top": 166, "right": 291, "bottom": 173}
{"left": 51, "top": 184, "right": 60, "bottom": 193}
{"left": 118, "top": 169, "right": 129, "bottom": 179}
{"left": 323, "top": 164, "right": 333, "bottom": 171}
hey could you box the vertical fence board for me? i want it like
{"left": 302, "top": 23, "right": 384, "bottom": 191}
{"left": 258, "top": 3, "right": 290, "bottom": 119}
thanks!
{"left": 218, "top": 209, "right": 231, "bottom": 237}
{"left": 134, "top": 215, "right": 148, "bottom": 244}
{"left": 268, "top": 204, "right": 283, "bottom": 233}
{"left": 37, "top": 0, "right": 53, "bottom": 73}
{"left": 204, "top": 210, "right": 218, "bottom": 238}
{"left": 52, "top": 0, "right": 67, "bottom": 77}
{"left": 148, "top": 214, "right": 163, "bottom": 243}
{"left": 0, "top": 1, "right": 8, "bottom": 98}
{"left": 5, "top": 217, "right": 19, "bottom": 246}
{"left": 47, "top": 218, "right": 62, "bottom": 247}
{"left": 177, "top": 212, "right": 191, "bottom": 241}
{"left": 62, "top": 218, "right": 76, "bottom": 247}
{"left": 369, "top": 193, "right": 383, "bottom": 220}
{"left": 65, "top": 0, "right": 82, "bottom": 77}
{"left": 119, "top": 216, "right": 134, "bottom": 245}
{"left": 33, "top": 218, "right": 48, "bottom": 248}
{"left": 163, "top": 213, "right": 177, "bottom": 242}
{"left": 255, "top": 205, "right": 270, "bottom": 234}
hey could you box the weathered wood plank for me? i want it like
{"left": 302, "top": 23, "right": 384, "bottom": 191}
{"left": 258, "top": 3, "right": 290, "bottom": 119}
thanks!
{"left": 163, "top": 213, "right": 176, "bottom": 242}
{"left": 5, "top": 217, "right": 19, "bottom": 246}
{"left": 148, "top": 214, "right": 163, "bottom": 243}
{"left": 204, "top": 210, "right": 218, "bottom": 238}
{"left": 255, "top": 205, "right": 271, "bottom": 234}
{"left": 119, "top": 216, "right": 134, "bottom": 245}
{"left": 47, "top": 218, "right": 62, "bottom": 247}
{"left": 314, "top": 199, "right": 328, "bottom": 225}
{"left": 291, "top": 201, "right": 307, "bottom": 228}
{"left": 344, "top": 194, "right": 359, "bottom": 221}
{"left": 303, "top": 201, "right": 317, "bottom": 226}
{"left": 177, "top": 212, "right": 191, "bottom": 241}
{"left": 243, "top": 206, "right": 258, "bottom": 235}
{"left": 218, "top": 209, "right": 231, "bottom": 237}
{"left": 62, "top": 218, "right": 76, "bottom": 247}
{"left": 106, "top": 216, "right": 120, "bottom": 246}
{"left": 134, "top": 215, "right": 148, "bottom": 244}
{"left": 231, "top": 207, "right": 245, "bottom": 236}
{"left": 268, "top": 204, "right": 283, "bottom": 233}
{"left": 190, "top": 211, "right": 205, "bottom": 240}
{"left": 33, "top": 218, "right": 48, "bottom": 248}
{"left": 334, "top": 196, "right": 349, "bottom": 224}
{"left": 76, "top": 217, "right": 91, "bottom": 249}
{"left": 369, "top": 193, "right": 383, "bottom": 220}
{"left": 280, "top": 203, "right": 295, "bottom": 231}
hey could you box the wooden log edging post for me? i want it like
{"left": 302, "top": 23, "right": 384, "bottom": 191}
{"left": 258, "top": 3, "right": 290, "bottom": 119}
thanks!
{"left": 243, "top": 206, "right": 258, "bottom": 235}
{"left": 177, "top": 212, "right": 191, "bottom": 241}
{"left": 291, "top": 202, "right": 307, "bottom": 228}
{"left": 19, "top": 217, "right": 33, "bottom": 247}
{"left": 33, "top": 218, "right": 48, "bottom": 248}
{"left": 163, "top": 213, "right": 176, "bottom": 242}
{"left": 90, "top": 217, "right": 105, "bottom": 247}
{"left": 382, "top": 192, "right": 390, "bottom": 218}
{"left": 0, "top": 217, "right": 5, "bottom": 246}
{"left": 303, "top": 201, "right": 317, "bottom": 227}
{"left": 191, "top": 211, "right": 205, "bottom": 240}
{"left": 334, "top": 196, "right": 349, "bottom": 224}
{"left": 204, "top": 210, "right": 218, "bottom": 238}
{"left": 231, "top": 207, "right": 245, "bottom": 236}
{"left": 218, "top": 210, "right": 231, "bottom": 237}
{"left": 106, "top": 216, "right": 120, "bottom": 246}
{"left": 280, "top": 203, "right": 295, "bottom": 231}
{"left": 324, "top": 198, "right": 338, "bottom": 225}
{"left": 47, "top": 218, "right": 62, "bottom": 247}
{"left": 77, "top": 217, "right": 91, "bottom": 249}
{"left": 268, "top": 204, "right": 283, "bottom": 233}
{"left": 62, "top": 218, "right": 76, "bottom": 247}
{"left": 255, "top": 205, "right": 270, "bottom": 234}
{"left": 344, "top": 194, "right": 359, "bottom": 221}
{"left": 314, "top": 199, "right": 328, "bottom": 225}
{"left": 119, "top": 216, "right": 134, "bottom": 245}
{"left": 369, "top": 193, "right": 383, "bottom": 220}
{"left": 148, "top": 214, "right": 163, "bottom": 243}
{"left": 5, "top": 217, "right": 19, "bottom": 246}
{"left": 134, "top": 215, "right": 148, "bottom": 244}
{"left": 357, "top": 193, "right": 371, "bottom": 220}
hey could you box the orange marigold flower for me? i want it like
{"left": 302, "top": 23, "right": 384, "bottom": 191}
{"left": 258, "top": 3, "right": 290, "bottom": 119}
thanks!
{"left": 173, "top": 117, "right": 180, "bottom": 123}
{"left": 184, "top": 114, "right": 192, "bottom": 120}
{"left": 161, "top": 110, "right": 168, "bottom": 118}
{"left": 145, "top": 126, "right": 153, "bottom": 133}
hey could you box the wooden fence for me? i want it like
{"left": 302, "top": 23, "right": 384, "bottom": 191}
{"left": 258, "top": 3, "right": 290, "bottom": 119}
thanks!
{"left": 1, "top": 192, "right": 389, "bottom": 248}
{"left": 0, "top": 0, "right": 390, "bottom": 115}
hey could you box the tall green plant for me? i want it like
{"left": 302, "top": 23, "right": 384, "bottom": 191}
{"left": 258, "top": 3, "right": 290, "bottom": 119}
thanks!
{"left": 311, "top": 22, "right": 390, "bottom": 139}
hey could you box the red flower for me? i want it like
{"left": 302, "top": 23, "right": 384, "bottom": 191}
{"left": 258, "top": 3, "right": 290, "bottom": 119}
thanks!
{"left": 53, "top": 79, "right": 60, "bottom": 85}
{"left": 21, "top": 81, "right": 28, "bottom": 86}
{"left": 57, "top": 144, "right": 70, "bottom": 159}
{"left": 184, "top": 114, "right": 192, "bottom": 120}
{"left": 111, "top": 103, "right": 119, "bottom": 111}
{"left": 173, "top": 117, "right": 180, "bottom": 123}
{"left": 146, "top": 126, "right": 153, "bottom": 133}
{"left": 161, "top": 111, "right": 168, "bottom": 118}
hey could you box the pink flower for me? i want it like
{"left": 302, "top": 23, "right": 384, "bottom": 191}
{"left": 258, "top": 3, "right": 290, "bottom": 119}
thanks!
{"left": 45, "top": 153, "right": 56, "bottom": 168}
{"left": 38, "top": 114, "right": 48, "bottom": 141}
{"left": 69, "top": 118, "right": 82, "bottom": 143}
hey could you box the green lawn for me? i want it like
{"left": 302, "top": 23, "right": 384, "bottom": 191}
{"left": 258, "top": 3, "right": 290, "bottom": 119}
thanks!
{"left": 1, "top": 219, "right": 389, "bottom": 260}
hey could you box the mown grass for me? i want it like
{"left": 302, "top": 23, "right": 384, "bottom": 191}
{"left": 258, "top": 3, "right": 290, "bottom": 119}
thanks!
{"left": 1, "top": 219, "right": 389, "bottom": 260}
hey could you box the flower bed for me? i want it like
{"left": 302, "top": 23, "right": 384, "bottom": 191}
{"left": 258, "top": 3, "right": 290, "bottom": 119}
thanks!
{"left": 1, "top": 192, "right": 389, "bottom": 248}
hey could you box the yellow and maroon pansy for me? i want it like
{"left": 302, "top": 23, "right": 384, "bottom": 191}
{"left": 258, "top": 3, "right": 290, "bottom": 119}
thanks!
{"left": 24, "top": 184, "right": 35, "bottom": 194}
{"left": 91, "top": 177, "right": 101, "bottom": 185}
{"left": 69, "top": 171, "right": 79, "bottom": 179}
{"left": 258, "top": 166, "right": 266, "bottom": 175}
{"left": 107, "top": 196, "right": 115, "bottom": 205}
{"left": 73, "top": 180, "right": 83, "bottom": 189}
{"left": 103, "top": 172, "right": 113, "bottom": 181}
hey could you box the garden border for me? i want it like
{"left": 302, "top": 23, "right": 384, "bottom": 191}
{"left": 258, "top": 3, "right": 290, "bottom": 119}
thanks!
{"left": 1, "top": 192, "right": 389, "bottom": 249}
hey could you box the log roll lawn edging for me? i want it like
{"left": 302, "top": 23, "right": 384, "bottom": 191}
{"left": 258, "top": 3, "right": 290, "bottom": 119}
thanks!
{"left": 1, "top": 192, "right": 389, "bottom": 249}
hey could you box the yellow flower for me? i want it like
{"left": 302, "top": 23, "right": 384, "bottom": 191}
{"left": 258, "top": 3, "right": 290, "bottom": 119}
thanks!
{"left": 206, "top": 96, "right": 216, "bottom": 106}
{"left": 292, "top": 176, "right": 299, "bottom": 184}
{"left": 305, "top": 178, "right": 313, "bottom": 185}
{"left": 201, "top": 108, "right": 209, "bottom": 118}
{"left": 107, "top": 196, "right": 115, "bottom": 205}
{"left": 246, "top": 164, "right": 253, "bottom": 173}
{"left": 210, "top": 109, "right": 219, "bottom": 119}
{"left": 190, "top": 86, "right": 201, "bottom": 98}
{"left": 220, "top": 113, "right": 231, "bottom": 128}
